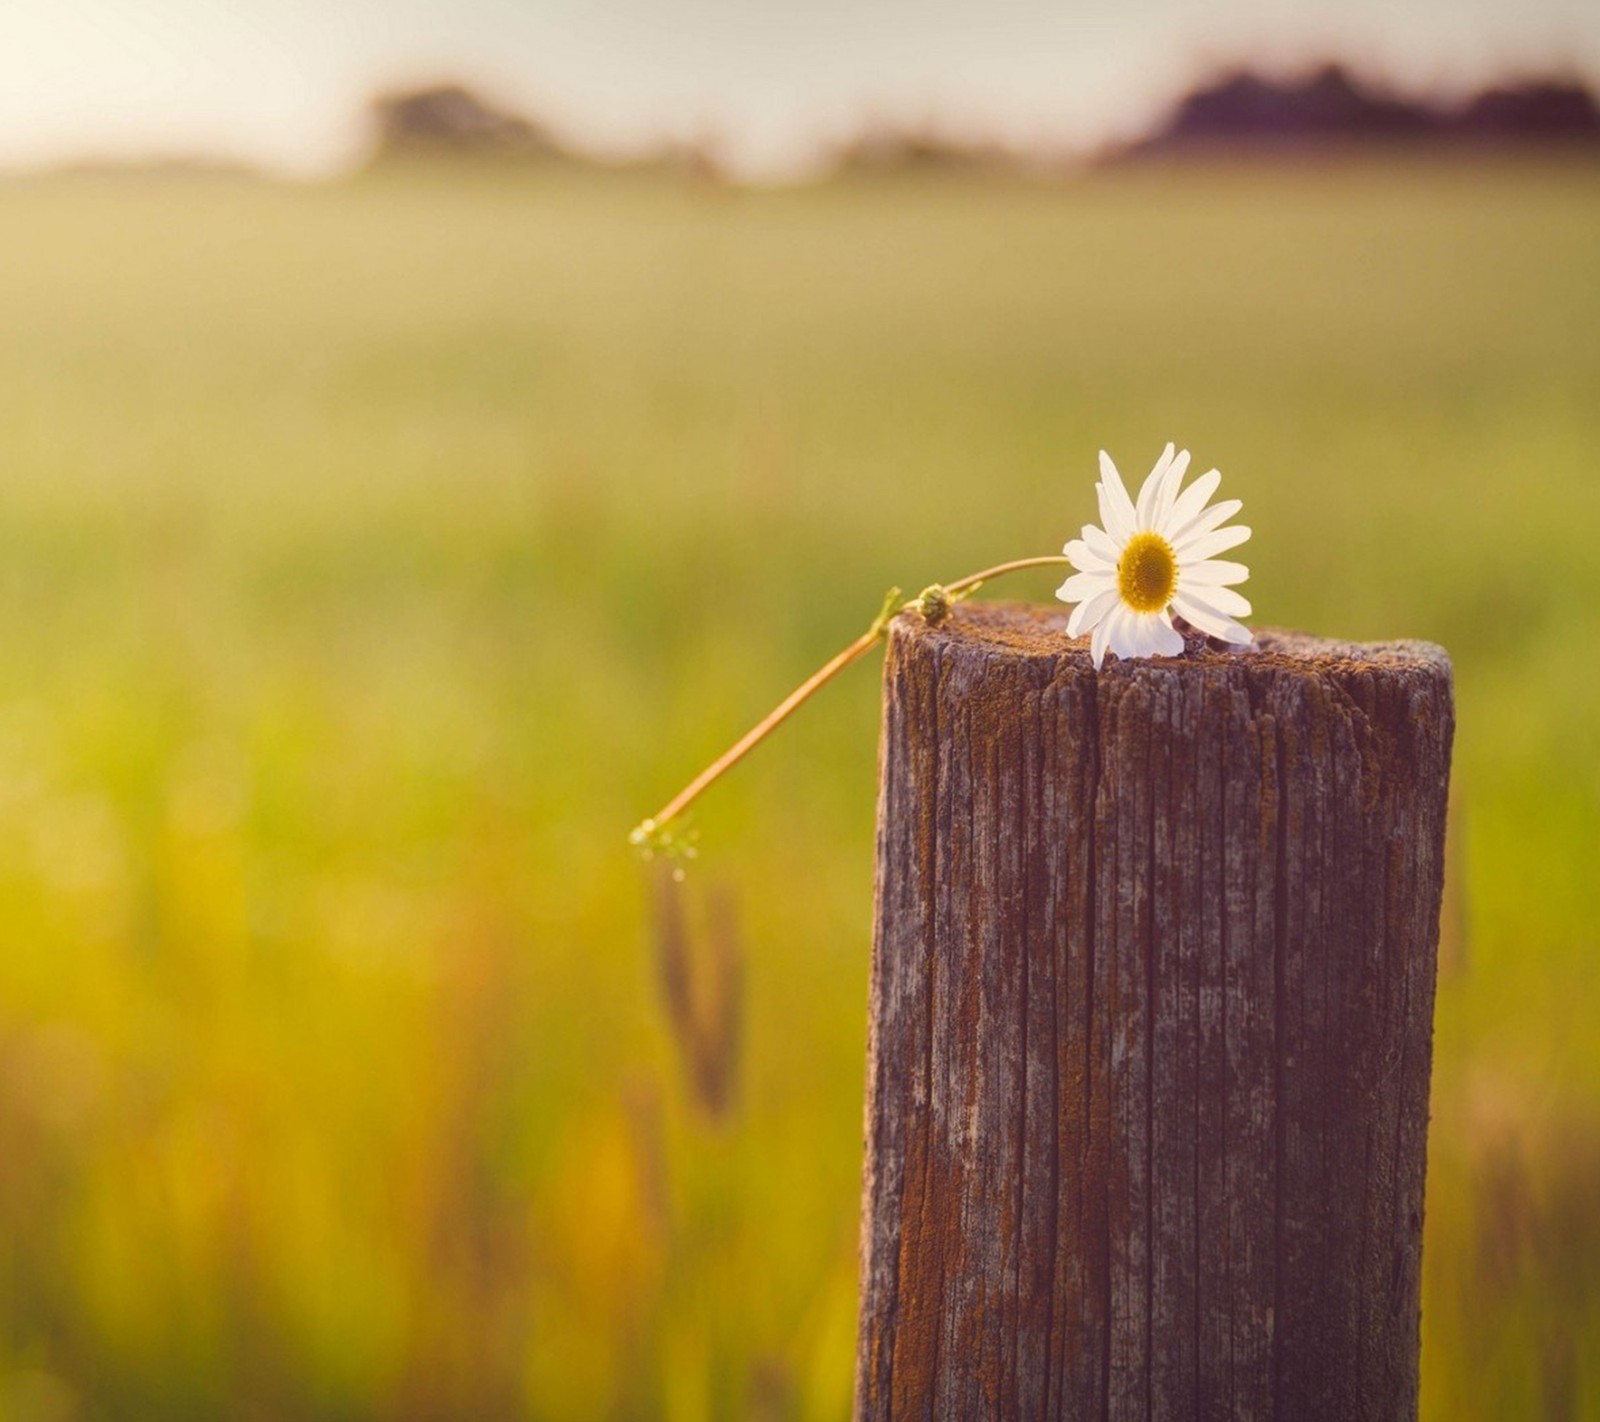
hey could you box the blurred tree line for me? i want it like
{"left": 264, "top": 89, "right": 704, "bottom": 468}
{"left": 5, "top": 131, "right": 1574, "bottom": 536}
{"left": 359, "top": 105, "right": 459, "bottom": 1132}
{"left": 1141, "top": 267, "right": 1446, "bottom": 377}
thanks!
{"left": 365, "top": 66, "right": 1600, "bottom": 182}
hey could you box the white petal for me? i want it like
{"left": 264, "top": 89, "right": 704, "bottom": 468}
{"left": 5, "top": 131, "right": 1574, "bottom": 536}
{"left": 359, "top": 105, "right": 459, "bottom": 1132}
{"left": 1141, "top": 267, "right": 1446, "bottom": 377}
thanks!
{"left": 1134, "top": 443, "right": 1175, "bottom": 530}
{"left": 1161, "top": 468, "right": 1220, "bottom": 538}
{"left": 1151, "top": 612, "right": 1185, "bottom": 656}
{"left": 1097, "top": 452, "right": 1137, "bottom": 541}
{"left": 1141, "top": 612, "right": 1170, "bottom": 657}
{"left": 1115, "top": 609, "right": 1146, "bottom": 658}
{"left": 1056, "top": 570, "right": 1113, "bottom": 604}
{"left": 1181, "top": 583, "right": 1252, "bottom": 619}
{"left": 1094, "top": 483, "right": 1132, "bottom": 543}
{"left": 1063, "top": 537, "right": 1114, "bottom": 574}
{"left": 1090, "top": 613, "right": 1113, "bottom": 669}
{"left": 1152, "top": 450, "right": 1191, "bottom": 532}
{"left": 1133, "top": 611, "right": 1181, "bottom": 658}
{"left": 1082, "top": 523, "right": 1122, "bottom": 565}
{"left": 1169, "top": 498, "right": 1242, "bottom": 548}
{"left": 1178, "top": 559, "right": 1250, "bottom": 587}
{"left": 1068, "top": 587, "right": 1119, "bottom": 637}
{"left": 1105, "top": 605, "right": 1141, "bottom": 663}
{"left": 1126, "top": 613, "right": 1160, "bottom": 658}
{"left": 1174, "top": 523, "right": 1252, "bottom": 560}
{"left": 1172, "top": 591, "right": 1249, "bottom": 642}
{"left": 1096, "top": 485, "right": 1133, "bottom": 544}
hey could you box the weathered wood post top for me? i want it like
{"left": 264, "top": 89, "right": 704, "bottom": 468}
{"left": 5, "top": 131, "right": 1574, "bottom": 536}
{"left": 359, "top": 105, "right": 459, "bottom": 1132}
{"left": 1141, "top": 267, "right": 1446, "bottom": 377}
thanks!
{"left": 857, "top": 601, "right": 1454, "bottom": 1420}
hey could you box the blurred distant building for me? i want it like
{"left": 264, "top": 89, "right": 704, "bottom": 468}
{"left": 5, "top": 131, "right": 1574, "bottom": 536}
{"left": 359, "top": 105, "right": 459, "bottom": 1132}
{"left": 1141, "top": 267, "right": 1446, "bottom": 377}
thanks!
{"left": 1157, "top": 65, "right": 1435, "bottom": 148}
{"left": 363, "top": 82, "right": 728, "bottom": 184}
{"left": 367, "top": 83, "right": 572, "bottom": 163}
{"left": 1455, "top": 81, "right": 1600, "bottom": 145}
{"left": 1123, "top": 64, "right": 1600, "bottom": 158}
{"left": 830, "top": 124, "right": 1020, "bottom": 178}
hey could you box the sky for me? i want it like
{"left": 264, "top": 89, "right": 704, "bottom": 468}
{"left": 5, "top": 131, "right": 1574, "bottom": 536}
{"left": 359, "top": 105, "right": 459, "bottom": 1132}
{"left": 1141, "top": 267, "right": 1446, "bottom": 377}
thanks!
{"left": 1, "top": 0, "right": 1598, "bottom": 178}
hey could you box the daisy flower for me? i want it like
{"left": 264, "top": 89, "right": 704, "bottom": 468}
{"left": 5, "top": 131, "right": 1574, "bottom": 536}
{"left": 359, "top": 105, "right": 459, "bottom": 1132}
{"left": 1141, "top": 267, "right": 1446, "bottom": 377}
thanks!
{"left": 1056, "top": 444, "right": 1252, "bottom": 669}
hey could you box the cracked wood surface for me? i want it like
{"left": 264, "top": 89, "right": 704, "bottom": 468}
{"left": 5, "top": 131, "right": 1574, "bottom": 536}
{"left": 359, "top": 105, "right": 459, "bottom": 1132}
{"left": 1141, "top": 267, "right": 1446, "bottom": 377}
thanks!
{"left": 855, "top": 602, "right": 1454, "bottom": 1421}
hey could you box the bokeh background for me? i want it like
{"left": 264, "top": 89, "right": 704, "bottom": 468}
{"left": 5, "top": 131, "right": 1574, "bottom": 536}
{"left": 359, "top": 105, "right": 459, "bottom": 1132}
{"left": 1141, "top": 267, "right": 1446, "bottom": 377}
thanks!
{"left": 1, "top": 1, "right": 1598, "bottom": 1417}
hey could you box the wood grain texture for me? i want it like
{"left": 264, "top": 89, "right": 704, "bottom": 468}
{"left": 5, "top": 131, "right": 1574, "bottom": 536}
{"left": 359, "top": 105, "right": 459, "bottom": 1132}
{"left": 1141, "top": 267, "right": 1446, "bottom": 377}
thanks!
{"left": 855, "top": 601, "right": 1454, "bottom": 1421}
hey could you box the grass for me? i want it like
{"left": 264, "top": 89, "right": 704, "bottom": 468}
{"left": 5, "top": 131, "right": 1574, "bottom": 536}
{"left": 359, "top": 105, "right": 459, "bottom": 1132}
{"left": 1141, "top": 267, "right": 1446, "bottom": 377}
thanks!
{"left": 0, "top": 157, "right": 1596, "bottom": 1418}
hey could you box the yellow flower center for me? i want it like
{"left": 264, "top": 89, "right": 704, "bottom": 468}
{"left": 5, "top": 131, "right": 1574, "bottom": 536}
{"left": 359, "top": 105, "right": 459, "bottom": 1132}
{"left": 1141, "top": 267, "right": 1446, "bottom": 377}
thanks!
{"left": 1117, "top": 531, "right": 1178, "bottom": 613}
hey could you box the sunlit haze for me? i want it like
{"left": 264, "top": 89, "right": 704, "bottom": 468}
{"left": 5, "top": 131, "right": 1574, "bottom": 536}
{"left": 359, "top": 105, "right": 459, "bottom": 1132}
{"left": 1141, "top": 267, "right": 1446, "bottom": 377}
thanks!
{"left": 2, "top": 0, "right": 1599, "bottom": 176}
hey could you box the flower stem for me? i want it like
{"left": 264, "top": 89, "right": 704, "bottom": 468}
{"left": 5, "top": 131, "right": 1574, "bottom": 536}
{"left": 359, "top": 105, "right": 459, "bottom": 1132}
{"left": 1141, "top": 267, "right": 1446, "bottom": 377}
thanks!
{"left": 630, "top": 554, "right": 1072, "bottom": 848}
{"left": 942, "top": 553, "right": 1079, "bottom": 598}
{"left": 637, "top": 625, "right": 883, "bottom": 839}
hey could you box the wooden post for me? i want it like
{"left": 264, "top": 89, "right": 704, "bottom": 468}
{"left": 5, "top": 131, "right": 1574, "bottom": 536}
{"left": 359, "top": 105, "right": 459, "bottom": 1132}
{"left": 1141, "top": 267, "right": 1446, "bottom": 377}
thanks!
{"left": 856, "top": 602, "right": 1454, "bottom": 1420}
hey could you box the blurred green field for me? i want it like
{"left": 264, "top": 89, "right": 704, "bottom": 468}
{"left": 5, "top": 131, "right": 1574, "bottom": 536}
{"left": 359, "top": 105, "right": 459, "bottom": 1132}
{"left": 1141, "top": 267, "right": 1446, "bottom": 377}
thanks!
{"left": 0, "top": 158, "right": 1597, "bottom": 1419}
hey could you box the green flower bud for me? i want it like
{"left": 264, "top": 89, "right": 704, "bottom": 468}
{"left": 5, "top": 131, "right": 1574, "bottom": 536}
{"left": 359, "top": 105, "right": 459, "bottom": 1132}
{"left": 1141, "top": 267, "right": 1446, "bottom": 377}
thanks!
{"left": 915, "top": 584, "right": 953, "bottom": 626}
